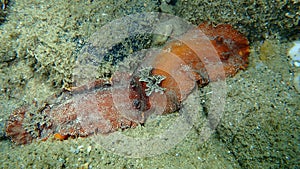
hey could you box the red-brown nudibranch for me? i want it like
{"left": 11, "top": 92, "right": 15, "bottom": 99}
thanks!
{"left": 5, "top": 23, "right": 250, "bottom": 144}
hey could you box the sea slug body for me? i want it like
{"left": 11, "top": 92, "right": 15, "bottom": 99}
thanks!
{"left": 5, "top": 23, "right": 250, "bottom": 144}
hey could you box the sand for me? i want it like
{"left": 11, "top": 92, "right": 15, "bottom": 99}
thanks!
{"left": 0, "top": 0, "right": 299, "bottom": 168}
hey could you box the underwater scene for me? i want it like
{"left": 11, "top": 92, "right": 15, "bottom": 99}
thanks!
{"left": 0, "top": 0, "right": 299, "bottom": 168}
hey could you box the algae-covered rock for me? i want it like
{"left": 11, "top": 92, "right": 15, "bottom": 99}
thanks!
{"left": 174, "top": 0, "right": 299, "bottom": 41}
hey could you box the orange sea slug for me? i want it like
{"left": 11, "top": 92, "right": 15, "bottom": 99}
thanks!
{"left": 5, "top": 23, "right": 249, "bottom": 144}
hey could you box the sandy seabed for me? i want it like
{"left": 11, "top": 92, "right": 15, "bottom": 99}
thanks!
{"left": 0, "top": 0, "right": 299, "bottom": 168}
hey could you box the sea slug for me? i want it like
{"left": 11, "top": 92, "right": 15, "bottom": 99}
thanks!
{"left": 5, "top": 23, "right": 250, "bottom": 144}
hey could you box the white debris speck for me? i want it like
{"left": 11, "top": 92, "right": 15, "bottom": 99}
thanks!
{"left": 87, "top": 146, "right": 92, "bottom": 154}
{"left": 70, "top": 145, "right": 84, "bottom": 154}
